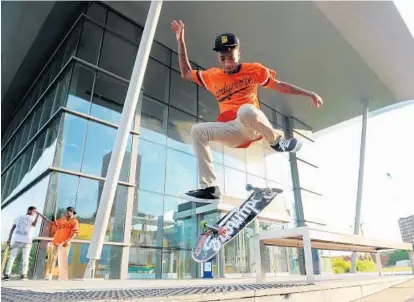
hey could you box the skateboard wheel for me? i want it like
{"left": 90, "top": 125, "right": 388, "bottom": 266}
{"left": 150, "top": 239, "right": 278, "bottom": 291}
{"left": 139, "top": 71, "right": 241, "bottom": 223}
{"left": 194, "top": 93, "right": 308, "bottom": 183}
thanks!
{"left": 200, "top": 220, "right": 208, "bottom": 228}
{"left": 246, "top": 184, "right": 253, "bottom": 191}
{"left": 218, "top": 227, "right": 227, "bottom": 236}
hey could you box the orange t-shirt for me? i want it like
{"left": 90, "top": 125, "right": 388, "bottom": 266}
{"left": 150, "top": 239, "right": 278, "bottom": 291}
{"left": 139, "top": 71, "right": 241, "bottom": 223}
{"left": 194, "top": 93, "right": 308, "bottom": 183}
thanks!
{"left": 192, "top": 62, "right": 277, "bottom": 117}
{"left": 52, "top": 217, "right": 79, "bottom": 246}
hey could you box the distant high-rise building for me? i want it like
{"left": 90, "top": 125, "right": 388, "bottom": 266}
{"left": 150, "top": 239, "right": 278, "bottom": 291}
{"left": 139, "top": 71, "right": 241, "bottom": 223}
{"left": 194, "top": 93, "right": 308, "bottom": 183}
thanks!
{"left": 398, "top": 215, "right": 414, "bottom": 243}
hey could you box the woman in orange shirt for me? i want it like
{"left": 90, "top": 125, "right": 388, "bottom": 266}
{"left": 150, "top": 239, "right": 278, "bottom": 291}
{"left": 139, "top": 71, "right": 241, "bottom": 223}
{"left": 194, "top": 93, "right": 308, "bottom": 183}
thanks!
{"left": 171, "top": 20, "right": 324, "bottom": 203}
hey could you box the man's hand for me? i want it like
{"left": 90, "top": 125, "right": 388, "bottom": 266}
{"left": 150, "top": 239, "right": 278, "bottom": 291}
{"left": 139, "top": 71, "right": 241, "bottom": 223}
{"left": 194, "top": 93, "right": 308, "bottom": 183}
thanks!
{"left": 62, "top": 241, "right": 69, "bottom": 247}
{"left": 171, "top": 20, "right": 185, "bottom": 41}
{"left": 310, "top": 93, "right": 323, "bottom": 108}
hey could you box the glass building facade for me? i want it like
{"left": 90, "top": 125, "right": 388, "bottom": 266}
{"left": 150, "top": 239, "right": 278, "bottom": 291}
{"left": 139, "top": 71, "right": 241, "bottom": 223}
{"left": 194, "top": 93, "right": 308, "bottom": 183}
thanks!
{"left": 1, "top": 2, "right": 321, "bottom": 279}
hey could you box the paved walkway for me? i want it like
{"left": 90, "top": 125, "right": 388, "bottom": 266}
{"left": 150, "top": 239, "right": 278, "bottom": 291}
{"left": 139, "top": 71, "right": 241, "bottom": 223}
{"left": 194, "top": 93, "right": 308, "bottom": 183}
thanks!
{"left": 353, "top": 279, "right": 414, "bottom": 302}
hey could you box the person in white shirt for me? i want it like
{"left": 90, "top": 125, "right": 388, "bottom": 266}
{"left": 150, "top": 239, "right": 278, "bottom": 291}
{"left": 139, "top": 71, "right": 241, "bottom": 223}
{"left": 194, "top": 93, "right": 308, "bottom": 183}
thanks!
{"left": 3, "top": 206, "right": 41, "bottom": 281}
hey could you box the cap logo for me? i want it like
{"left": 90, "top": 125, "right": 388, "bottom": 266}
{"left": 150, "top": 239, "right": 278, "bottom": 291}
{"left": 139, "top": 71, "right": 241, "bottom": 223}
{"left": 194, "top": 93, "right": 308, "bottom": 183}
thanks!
{"left": 221, "top": 36, "right": 228, "bottom": 44}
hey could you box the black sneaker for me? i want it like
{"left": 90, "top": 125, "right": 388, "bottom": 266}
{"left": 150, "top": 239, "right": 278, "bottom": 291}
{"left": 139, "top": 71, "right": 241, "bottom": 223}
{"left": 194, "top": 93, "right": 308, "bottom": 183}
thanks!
{"left": 272, "top": 138, "right": 302, "bottom": 153}
{"left": 182, "top": 186, "right": 221, "bottom": 203}
{"left": 20, "top": 274, "right": 28, "bottom": 280}
{"left": 3, "top": 275, "right": 11, "bottom": 281}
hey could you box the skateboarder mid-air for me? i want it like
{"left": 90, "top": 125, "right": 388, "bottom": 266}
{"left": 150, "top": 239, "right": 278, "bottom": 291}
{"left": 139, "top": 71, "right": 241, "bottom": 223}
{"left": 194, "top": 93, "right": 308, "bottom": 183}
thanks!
{"left": 171, "top": 20, "right": 323, "bottom": 203}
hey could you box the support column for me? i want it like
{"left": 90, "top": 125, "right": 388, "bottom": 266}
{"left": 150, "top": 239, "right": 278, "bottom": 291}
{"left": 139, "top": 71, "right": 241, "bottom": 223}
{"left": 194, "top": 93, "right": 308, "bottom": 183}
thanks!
{"left": 84, "top": 1, "right": 163, "bottom": 279}
{"left": 351, "top": 99, "right": 370, "bottom": 273}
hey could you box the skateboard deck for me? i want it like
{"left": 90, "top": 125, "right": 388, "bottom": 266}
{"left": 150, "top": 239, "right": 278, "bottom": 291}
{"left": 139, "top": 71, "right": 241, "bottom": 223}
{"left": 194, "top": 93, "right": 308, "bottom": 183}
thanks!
{"left": 192, "top": 184, "right": 283, "bottom": 263}
{"left": 1, "top": 245, "right": 10, "bottom": 274}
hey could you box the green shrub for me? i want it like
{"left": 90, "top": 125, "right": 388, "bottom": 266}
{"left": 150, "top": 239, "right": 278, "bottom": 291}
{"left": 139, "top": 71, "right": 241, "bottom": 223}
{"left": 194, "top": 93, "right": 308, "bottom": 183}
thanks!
{"left": 332, "top": 257, "right": 351, "bottom": 274}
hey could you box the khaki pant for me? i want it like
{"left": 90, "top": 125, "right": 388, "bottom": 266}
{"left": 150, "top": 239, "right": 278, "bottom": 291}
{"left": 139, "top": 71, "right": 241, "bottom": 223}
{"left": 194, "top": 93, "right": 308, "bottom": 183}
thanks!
{"left": 50, "top": 243, "right": 71, "bottom": 281}
{"left": 191, "top": 104, "right": 283, "bottom": 188}
{"left": 44, "top": 242, "right": 55, "bottom": 278}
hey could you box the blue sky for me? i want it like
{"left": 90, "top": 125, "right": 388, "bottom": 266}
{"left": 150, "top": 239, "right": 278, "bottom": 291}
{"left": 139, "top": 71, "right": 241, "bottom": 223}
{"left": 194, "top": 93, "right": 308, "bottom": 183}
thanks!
{"left": 312, "top": 100, "right": 414, "bottom": 241}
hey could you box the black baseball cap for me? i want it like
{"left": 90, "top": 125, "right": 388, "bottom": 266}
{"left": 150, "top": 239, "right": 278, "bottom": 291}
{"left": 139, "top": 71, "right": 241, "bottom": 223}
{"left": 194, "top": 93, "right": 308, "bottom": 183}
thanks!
{"left": 66, "top": 206, "right": 77, "bottom": 215}
{"left": 213, "top": 33, "right": 240, "bottom": 52}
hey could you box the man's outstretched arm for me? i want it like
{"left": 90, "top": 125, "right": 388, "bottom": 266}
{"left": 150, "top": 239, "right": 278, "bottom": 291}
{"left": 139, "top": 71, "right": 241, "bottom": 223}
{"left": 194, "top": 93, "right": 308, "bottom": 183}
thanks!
{"left": 171, "top": 20, "right": 194, "bottom": 82}
{"left": 271, "top": 80, "right": 323, "bottom": 108}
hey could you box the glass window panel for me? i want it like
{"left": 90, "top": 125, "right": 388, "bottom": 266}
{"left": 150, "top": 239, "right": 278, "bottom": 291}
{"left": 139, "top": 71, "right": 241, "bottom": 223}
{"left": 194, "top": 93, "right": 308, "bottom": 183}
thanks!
{"left": 261, "top": 105, "right": 275, "bottom": 123}
{"left": 74, "top": 178, "right": 127, "bottom": 243}
{"left": 17, "top": 122, "right": 30, "bottom": 152}
{"left": 29, "top": 104, "right": 43, "bottom": 140}
{"left": 54, "top": 173, "right": 79, "bottom": 217}
{"left": 198, "top": 87, "right": 218, "bottom": 122}
{"left": 62, "top": 23, "right": 81, "bottom": 66}
{"left": 150, "top": 41, "right": 170, "bottom": 65}
{"left": 28, "top": 131, "right": 47, "bottom": 172}
{"left": 86, "top": 2, "right": 107, "bottom": 24}
{"left": 81, "top": 121, "right": 132, "bottom": 182}
{"left": 142, "top": 58, "right": 170, "bottom": 103}
{"left": 90, "top": 72, "right": 128, "bottom": 125}
{"left": 224, "top": 167, "right": 247, "bottom": 199}
{"left": 44, "top": 116, "right": 61, "bottom": 152}
{"left": 131, "top": 190, "right": 164, "bottom": 248}
{"left": 77, "top": 20, "right": 104, "bottom": 65}
{"left": 56, "top": 114, "right": 87, "bottom": 171}
{"left": 1, "top": 171, "right": 10, "bottom": 198}
{"left": 12, "top": 129, "right": 23, "bottom": 157}
{"left": 99, "top": 31, "right": 138, "bottom": 79}
{"left": 165, "top": 148, "right": 197, "bottom": 197}
{"left": 211, "top": 141, "right": 224, "bottom": 164}
{"left": 246, "top": 143, "right": 265, "bottom": 177}
{"left": 276, "top": 112, "right": 286, "bottom": 129}
{"left": 264, "top": 147, "right": 292, "bottom": 188}
{"left": 297, "top": 160, "right": 321, "bottom": 193}
{"left": 39, "top": 66, "right": 52, "bottom": 97}
{"left": 39, "top": 85, "right": 57, "bottom": 128}
{"left": 6, "top": 137, "right": 17, "bottom": 166}
{"left": 51, "top": 46, "right": 65, "bottom": 80}
{"left": 224, "top": 145, "right": 246, "bottom": 171}
{"left": 33, "top": 242, "right": 121, "bottom": 280}
{"left": 136, "top": 139, "right": 166, "bottom": 194}
{"left": 3, "top": 165, "right": 16, "bottom": 199}
{"left": 107, "top": 11, "right": 142, "bottom": 43}
{"left": 66, "top": 64, "right": 95, "bottom": 114}
{"left": 171, "top": 52, "right": 181, "bottom": 71}
{"left": 8, "top": 156, "right": 24, "bottom": 198}
{"left": 18, "top": 144, "right": 34, "bottom": 185}
{"left": 247, "top": 174, "right": 266, "bottom": 188}
{"left": 170, "top": 70, "right": 197, "bottom": 115}
{"left": 167, "top": 107, "right": 196, "bottom": 154}
{"left": 139, "top": 95, "right": 168, "bottom": 145}
{"left": 128, "top": 247, "right": 159, "bottom": 279}
{"left": 162, "top": 196, "right": 189, "bottom": 250}
{"left": 52, "top": 65, "right": 72, "bottom": 112}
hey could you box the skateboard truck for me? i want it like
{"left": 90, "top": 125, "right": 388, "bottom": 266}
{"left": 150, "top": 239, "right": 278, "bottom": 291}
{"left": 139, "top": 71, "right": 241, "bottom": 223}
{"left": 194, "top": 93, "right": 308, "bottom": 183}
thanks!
{"left": 200, "top": 220, "right": 227, "bottom": 236}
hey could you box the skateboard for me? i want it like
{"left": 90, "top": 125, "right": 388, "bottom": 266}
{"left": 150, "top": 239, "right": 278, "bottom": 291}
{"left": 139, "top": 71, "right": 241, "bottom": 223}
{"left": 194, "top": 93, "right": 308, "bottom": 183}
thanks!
{"left": 1, "top": 244, "right": 10, "bottom": 274}
{"left": 191, "top": 184, "right": 283, "bottom": 263}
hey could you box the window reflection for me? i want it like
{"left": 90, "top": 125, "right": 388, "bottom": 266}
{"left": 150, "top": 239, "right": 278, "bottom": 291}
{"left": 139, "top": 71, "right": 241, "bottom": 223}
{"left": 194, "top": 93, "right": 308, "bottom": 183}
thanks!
{"left": 224, "top": 167, "right": 247, "bottom": 199}
{"left": 81, "top": 120, "right": 132, "bottom": 182}
{"left": 33, "top": 242, "right": 121, "bottom": 280}
{"left": 66, "top": 64, "right": 95, "bottom": 114}
{"left": 77, "top": 21, "right": 104, "bottom": 65}
{"left": 165, "top": 148, "right": 197, "bottom": 197}
{"left": 56, "top": 114, "right": 88, "bottom": 171}
{"left": 99, "top": 31, "right": 138, "bottom": 79}
{"left": 170, "top": 70, "right": 197, "bottom": 116}
{"left": 140, "top": 95, "right": 168, "bottom": 145}
{"left": 143, "top": 59, "right": 170, "bottom": 103}
{"left": 137, "top": 139, "right": 166, "bottom": 194}
{"left": 224, "top": 146, "right": 246, "bottom": 171}
{"left": 132, "top": 190, "right": 164, "bottom": 247}
{"left": 90, "top": 72, "right": 128, "bottom": 125}
{"left": 246, "top": 143, "right": 265, "bottom": 177}
{"left": 264, "top": 147, "right": 292, "bottom": 188}
{"left": 167, "top": 107, "right": 196, "bottom": 154}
